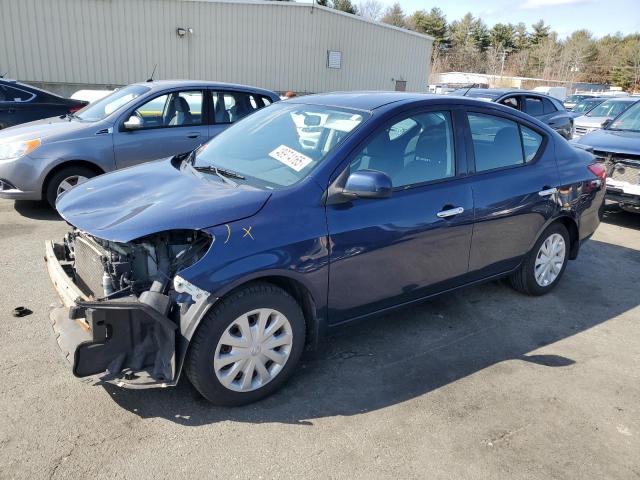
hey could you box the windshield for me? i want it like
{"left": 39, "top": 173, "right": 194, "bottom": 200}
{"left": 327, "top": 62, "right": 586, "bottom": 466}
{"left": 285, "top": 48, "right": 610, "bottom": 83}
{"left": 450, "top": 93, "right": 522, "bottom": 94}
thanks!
{"left": 573, "top": 98, "right": 603, "bottom": 114}
{"left": 609, "top": 101, "right": 640, "bottom": 132}
{"left": 75, "top": 85, "right": 150, "bottom": 121}
{"left": 194, "top": 103, "right": 368, "bottom": 188}
{"left": 586, "top": 99, "right": 634, "bottom": 118}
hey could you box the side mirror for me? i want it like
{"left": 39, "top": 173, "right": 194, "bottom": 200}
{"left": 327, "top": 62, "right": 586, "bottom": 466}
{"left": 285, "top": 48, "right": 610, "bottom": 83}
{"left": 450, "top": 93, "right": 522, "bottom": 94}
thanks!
{"left": 602, "top": 118, "right": 613, "bottom": 129}
{"left": 343, "top": 170, "right": 392, "bottom": 199}
{"left": 123, "top": 115, "right": 143, "bottom": 130}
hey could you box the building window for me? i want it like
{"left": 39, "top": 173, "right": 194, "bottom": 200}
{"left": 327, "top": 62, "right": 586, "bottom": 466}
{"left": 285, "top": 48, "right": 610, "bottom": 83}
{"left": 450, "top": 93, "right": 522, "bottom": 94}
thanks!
{"left": 327, "top": 51, "right": 342, "bottom": 69}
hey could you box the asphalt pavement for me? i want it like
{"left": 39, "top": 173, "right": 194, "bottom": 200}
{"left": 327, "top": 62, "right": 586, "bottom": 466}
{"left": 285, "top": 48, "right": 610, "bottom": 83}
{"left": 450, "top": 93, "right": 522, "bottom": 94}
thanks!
{"left": 0, "top": 199, "right": 638, "bottom": 479}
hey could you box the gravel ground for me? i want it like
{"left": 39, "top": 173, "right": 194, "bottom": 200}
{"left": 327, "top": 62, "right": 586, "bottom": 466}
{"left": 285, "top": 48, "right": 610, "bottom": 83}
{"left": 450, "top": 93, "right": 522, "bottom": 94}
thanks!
{"left": 0, "top": 199, "right": 638, "bottom": 480}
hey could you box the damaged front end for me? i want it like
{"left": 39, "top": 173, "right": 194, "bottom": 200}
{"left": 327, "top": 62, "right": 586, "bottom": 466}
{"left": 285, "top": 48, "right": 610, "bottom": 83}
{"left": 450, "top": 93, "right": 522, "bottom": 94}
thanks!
{"left": 45, "top": 229, "right": 213, "bottom": 388}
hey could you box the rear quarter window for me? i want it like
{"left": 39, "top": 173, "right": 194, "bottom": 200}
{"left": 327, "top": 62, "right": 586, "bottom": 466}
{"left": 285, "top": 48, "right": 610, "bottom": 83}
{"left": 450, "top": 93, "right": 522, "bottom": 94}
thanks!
{"left": 467, "top": 113, "right": 545, "bottom": 172}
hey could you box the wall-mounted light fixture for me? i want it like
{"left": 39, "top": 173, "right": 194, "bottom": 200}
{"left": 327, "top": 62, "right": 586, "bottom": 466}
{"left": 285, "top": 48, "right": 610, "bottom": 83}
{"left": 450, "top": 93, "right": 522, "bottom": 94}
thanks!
{"left": 176, "top": 27, "right": 194, "bottom": 38}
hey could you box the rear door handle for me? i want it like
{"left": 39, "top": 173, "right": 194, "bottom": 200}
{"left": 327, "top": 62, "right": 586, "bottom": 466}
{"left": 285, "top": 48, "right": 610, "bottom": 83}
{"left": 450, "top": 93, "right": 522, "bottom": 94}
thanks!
{"left": 437, "top": 206, "right": 464, "bottom": 218}
{"left": 538, "top": 187, "right": 558, "bottom": 197}
{"left": 187, "top": 132, "right": 201, "bottom": 139}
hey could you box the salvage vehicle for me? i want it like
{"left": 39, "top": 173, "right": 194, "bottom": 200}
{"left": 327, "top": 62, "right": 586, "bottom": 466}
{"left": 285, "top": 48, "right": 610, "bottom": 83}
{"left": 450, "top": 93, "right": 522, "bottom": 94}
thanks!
{"left": 452, "top": 88, "right": 574, "bottom": 139}
{"left": 572, "top": 97, "right": 638, "bottom": 139}
{"left": 0, "top": 80, "right": 279, "bottom": 207}
{"left": 0, "top": 78, "right": 88, "bottom": 130}
{"left": 46, "top": 92, "right": 605, "bottom": 406}
{"left": 573, "top": 100, "right": 640, "bottom": 213}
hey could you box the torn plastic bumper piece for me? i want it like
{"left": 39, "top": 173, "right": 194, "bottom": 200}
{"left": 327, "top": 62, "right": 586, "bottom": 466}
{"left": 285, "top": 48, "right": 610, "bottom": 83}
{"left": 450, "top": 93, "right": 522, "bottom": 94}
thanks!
{"left": 46, "top": 240, "right": 179, "bottom": 389}
{"left": 50, "top": 298, "right": 179, "bottom": 388}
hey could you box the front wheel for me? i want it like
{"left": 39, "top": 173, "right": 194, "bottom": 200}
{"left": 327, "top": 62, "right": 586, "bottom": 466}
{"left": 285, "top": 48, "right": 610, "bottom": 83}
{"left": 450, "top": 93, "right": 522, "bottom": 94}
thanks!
{"left": 185, "top": 282, "right": 306, "bottom": 406}
{"left": 45, "top": 166, "right": 96, "bottom": 208}
{"left": 510, "top": 223, "right": 570, "bottom": 296}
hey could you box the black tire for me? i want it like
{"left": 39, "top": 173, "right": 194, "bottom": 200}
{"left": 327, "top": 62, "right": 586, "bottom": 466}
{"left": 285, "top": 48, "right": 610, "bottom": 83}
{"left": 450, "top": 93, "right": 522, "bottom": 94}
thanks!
{"left": 185, "top": 282, "right": 306, "bottom": 406}
{"left": 45, "top": 166, "right": 97, "bottom": 208}
{"left": 510, "top": 222, "right": 570, "bottom": 296}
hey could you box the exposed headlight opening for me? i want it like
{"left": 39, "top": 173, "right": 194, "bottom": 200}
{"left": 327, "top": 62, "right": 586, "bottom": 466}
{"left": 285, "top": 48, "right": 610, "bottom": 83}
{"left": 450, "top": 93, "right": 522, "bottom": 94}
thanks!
{"left": 65, "top": 229, "right": 213, "bottom": 299}
{"left": 0, "top": 138, "right": 41, "bottom": 162}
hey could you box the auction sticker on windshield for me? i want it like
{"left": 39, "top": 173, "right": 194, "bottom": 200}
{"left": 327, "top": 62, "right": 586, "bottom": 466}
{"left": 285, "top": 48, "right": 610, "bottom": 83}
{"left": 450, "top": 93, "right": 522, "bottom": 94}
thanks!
{"left": 269, "top": 145, "right": 313, "bottom": 172}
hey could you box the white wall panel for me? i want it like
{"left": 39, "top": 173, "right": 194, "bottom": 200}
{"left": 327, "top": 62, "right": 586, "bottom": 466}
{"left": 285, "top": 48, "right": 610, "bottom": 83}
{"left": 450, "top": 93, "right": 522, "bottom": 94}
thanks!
{"left": 0, "top": 0, "right": 432, "bottom": 92}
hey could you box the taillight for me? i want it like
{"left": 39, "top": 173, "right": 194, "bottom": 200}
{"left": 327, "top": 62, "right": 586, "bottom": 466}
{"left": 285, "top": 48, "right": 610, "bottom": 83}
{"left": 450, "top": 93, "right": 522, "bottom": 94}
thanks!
{"left": 69, "top": 105, "right": 83, "bottom": 113}
{"left": 588, "top": 163, "right": 606, "bottom": 181}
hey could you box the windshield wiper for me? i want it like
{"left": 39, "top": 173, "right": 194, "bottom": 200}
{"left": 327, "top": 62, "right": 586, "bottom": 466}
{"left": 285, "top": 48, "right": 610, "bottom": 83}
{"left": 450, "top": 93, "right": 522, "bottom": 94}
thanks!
{"left": 609, "top": 128, "right": 640, "bottom": 133}
{"left": 194, "top": 165, "right": 245, "bottom": 187}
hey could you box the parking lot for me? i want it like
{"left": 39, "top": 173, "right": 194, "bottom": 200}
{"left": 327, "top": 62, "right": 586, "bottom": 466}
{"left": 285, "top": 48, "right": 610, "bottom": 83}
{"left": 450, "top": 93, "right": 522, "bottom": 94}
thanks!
{"left": 0, "top": 198, "right": 637, "bottom": 479}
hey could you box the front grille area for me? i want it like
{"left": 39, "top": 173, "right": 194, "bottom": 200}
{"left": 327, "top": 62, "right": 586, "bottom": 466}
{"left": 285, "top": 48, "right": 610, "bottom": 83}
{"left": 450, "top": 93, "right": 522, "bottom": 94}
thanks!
{"left": 610, "top": 162, "right": 640, "bottom": 185}
{"left": 574, "top": 126, "right": 591, "bottom": 137}
{"left": 73, "top": 236, "right": 107, "bottom": 298}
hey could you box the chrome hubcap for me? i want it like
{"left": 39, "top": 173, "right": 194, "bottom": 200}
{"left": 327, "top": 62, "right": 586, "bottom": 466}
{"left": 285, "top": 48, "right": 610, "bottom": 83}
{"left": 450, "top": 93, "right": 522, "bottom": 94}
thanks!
{"left": 56, "top": 175, "right": 89, "bottom": 196}
{"left": 214, "top": 308, "right": 293, "bottom": 392}
{"left": 534, "top": 233, "right": 566, "bottom": 287}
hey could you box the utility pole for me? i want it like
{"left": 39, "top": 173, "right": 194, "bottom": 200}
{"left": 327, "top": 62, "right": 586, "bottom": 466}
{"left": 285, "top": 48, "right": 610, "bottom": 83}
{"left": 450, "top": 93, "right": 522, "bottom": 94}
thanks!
{"left": 500, "top": 50, "right": 508, "bottom": 80}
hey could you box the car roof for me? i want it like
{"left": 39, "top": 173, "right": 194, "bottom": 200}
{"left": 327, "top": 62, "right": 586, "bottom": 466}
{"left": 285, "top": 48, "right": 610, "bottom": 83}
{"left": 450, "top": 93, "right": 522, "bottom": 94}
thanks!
{"left": 286, "top": 91, "right": 443, "bottom": 111}
{"left": 283, "top": 91, "right": 557, "bottom": 122}
{"left": 456, "top": 88, "right": 516, "bottom": 96}
{"left": 130, "top": 79, "right": 278, "bottom": 97}
{"left": 0, "top": 78, "right": 64, "bottom": 99}
{"left": 600, "top": 97, "right": 638, "bottom": 102}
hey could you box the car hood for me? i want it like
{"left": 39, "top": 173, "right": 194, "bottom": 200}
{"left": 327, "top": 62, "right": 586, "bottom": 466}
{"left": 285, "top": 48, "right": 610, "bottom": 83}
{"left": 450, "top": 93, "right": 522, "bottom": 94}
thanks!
{"left": 574, "top": 128, "right": 640, "bottom": 157}
{"left": 0, "top": 116, "right": 99, "bottom": 144}
{"left": 56, "top": 158, "right": 272, "bottom": 243}
{"left": 574, "top": 116, "right": 608, "bottom": 128}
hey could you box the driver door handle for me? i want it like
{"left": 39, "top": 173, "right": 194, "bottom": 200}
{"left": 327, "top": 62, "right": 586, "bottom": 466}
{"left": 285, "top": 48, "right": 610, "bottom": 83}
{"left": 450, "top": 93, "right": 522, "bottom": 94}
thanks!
{"left": 437, "top": 206, "right": 464, "bottom": 218}
{"left": 187, "top": 132, "right": 201, "bottom": 139}
{"left": 538, "top": 187, "right": 558, "bottom": 197}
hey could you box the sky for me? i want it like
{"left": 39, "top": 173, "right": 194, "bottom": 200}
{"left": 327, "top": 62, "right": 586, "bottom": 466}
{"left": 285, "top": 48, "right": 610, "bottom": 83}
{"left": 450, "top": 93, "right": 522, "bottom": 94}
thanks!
{"left": 369, "top": 0, "right": 640, "bottom": 38}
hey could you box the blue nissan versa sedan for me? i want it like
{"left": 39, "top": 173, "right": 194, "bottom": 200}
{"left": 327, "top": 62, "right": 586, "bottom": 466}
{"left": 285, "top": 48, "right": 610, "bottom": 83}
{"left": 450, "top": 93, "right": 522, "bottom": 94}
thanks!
{"left": 45, "top": 92, "right": 605, "bottom": 406}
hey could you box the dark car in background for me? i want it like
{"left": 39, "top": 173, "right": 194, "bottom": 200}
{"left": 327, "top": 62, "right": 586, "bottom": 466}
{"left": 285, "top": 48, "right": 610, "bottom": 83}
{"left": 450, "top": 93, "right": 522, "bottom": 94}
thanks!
{"left": 45, "top": 92, "right": 605, "bottom": 405}
{"left": 453, "top": 88, "right": 574, "bottom": 139}
{"left": 574, "top": 100, "right": 640, "bottom": 213}
{"left": 568, "top": 97, "right": 606, "bottom": 118}
{"left": 0, "top": 79, "right": 87, "bottom": 130}
{"left": 0, "top": 80, "right": 279, "bottom": 206}
{"left": 564, "top": 93, "right": 599, "bottom": 111}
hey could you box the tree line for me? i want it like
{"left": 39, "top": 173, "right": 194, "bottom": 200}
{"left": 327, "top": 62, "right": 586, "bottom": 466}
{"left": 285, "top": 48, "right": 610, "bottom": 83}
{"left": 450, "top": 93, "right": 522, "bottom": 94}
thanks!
{"left": 314, "top": 0, "right": 640, "bottom": 91}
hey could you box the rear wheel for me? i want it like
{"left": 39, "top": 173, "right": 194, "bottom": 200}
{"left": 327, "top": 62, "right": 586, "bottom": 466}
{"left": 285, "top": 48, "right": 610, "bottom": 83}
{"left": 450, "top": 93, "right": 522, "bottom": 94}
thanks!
{"left": 45, "top": 166, "right": 96, "bottom": 208}
{"left": 510, "top": 223, "right": 570, "bottom": 296}
{"left": 185, "top": 282, "right": 306, "bottom": 406}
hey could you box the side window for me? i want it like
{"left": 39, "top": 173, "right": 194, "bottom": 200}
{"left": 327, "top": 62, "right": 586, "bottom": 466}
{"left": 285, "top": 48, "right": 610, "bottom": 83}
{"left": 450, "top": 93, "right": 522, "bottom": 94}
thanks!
{"left": 133, "top": 90, "right": 203, "bottom": 128}
{"left": 542, "top": 98, "right": 557, "bottom": 114}
{"left": 350, "top": 111, "right": 455, "bottom": 188}
{"left": 525, "top": 97, "right": 544, "bottom": 116}
{"left": 501, "top": 96, "right": 519, "bottom": 110}
{"left": 468, "top": 113, "right": 545, "bottom": 171}
{"left": 212, "top": 91, "right": 262, "bottom": 124}
{"left": 261, "top": 96, "right": 272, "bottom": 106}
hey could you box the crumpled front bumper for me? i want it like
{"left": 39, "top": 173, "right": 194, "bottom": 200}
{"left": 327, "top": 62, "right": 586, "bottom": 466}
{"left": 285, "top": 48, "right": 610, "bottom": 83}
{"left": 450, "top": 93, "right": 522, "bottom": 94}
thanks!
{"left": 45, "top": 240, "right": 179, "bottom": 389}
{"left": 606, "top": 179, "right": 640, "bottom": 208}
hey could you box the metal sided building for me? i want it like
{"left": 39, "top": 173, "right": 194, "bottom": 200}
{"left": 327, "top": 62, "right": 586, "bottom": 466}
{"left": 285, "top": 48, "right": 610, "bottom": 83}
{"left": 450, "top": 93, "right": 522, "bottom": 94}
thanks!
{"left": 0, "top": 0, "right": 433, "bottom": 96}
